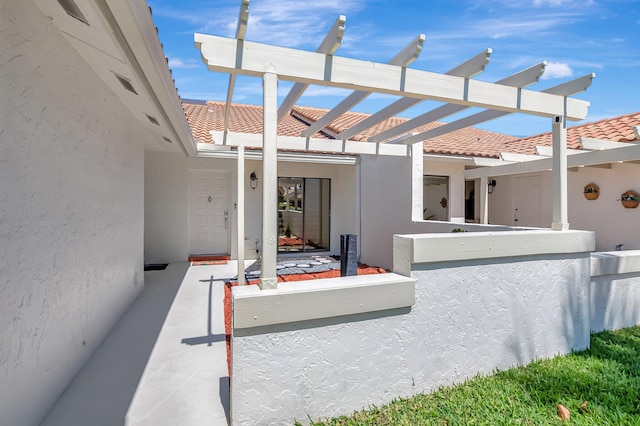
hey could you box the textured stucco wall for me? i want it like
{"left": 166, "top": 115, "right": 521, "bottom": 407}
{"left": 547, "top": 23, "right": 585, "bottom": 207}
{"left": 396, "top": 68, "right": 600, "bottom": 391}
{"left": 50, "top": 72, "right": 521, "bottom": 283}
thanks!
{"left": 145, "top": 152, "right": 356, "bottom": 263}
{"left": 231, "top": 253, "right": 591, "bottom": 425}
{"left": 0, "top": 2, "right": 145, "bottom": 425}
{"left": 360, "top": 156, "right": 509, "bottom": 269}
{"left": 591, "top": 272, "right": 640, "bottom": 332}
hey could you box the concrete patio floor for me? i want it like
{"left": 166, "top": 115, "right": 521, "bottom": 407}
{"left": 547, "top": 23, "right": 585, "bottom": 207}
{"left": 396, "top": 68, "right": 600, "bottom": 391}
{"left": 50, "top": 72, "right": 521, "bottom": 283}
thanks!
{"left": 41, "top": 261, "right": 245, "bottom": 426}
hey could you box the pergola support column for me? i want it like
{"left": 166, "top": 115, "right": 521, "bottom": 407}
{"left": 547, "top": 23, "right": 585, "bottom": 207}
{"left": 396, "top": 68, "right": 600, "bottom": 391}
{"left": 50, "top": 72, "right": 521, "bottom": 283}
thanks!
{"left": 260, "top": 71, "right": 278, "bottom": 289}
{"left": 236, "top": 145, "right": 245, "bottom": 286}
{"left": 479, "top": 176, "right": 489, "bottom": 224}
{"left": 551, "top": 115, "right": 569, "bottom": 231}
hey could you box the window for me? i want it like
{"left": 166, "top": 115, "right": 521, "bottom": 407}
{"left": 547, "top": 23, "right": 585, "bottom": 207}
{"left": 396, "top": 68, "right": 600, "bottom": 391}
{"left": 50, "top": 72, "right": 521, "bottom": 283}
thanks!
{"left": 278, "top": 177, "right": 330, "bottom": 252}
{"left": 423, "top": 175, "right": 449, "bottom": 221}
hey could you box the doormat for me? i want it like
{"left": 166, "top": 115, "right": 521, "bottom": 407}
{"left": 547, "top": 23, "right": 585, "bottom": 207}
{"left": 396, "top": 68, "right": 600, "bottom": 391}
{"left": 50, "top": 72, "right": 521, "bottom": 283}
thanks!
{"left": 191, "top": 260, "right": 228, "bottom": 266}
{"left": 188, "top": 254, "right": 231, "bottom": 262}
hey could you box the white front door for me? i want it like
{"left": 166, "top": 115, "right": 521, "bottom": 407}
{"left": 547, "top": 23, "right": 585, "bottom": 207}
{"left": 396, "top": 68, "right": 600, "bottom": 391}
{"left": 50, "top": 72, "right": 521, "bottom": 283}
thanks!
{"left": 514, "top": 175, "right": 542, "bottom": 227}
{"left": 189, "top": 170, "right": 230, "bottom": 255}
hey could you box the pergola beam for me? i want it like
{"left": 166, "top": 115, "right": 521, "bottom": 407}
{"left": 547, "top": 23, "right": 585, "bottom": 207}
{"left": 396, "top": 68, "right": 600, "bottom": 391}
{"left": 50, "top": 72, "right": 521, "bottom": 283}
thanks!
{"left": 277, "top": 16, "right": 346, "bottom": 122}
{"left": 465, "top": 142, "right": 640, "bottom": 179}
{"left": 195, "top": 34, "right": 591, "bottom": 120}
{"left": 391, "top": 72, "right": 594, "bottom": 145}
{"left": 209, "top": 130, "right": 412, "bottom": 157}
{"left": 337, "top": 49, "right": 492, "bottom": 141}
{"left": 222, "top": 0, "right": 250, "bottom": 132}
{"left": 300, "top": 34, "right": 425, "bottom": 138}
{"left": 372, "top": 61, "right": 547, "bottom": 143}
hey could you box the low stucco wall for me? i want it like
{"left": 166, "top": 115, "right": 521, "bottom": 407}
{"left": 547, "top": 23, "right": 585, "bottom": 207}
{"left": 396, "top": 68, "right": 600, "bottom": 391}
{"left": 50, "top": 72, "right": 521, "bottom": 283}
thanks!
{"left": 230, "top": 230, "right": 594, "bottom": 425}
{"left": 590, "top": 251, "right": 640, "bottom": 332}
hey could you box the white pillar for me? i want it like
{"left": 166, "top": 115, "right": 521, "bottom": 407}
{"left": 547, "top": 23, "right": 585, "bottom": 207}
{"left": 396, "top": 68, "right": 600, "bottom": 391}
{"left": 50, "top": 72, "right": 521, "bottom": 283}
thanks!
{"left": 480, "top": 176, "right": 489, "bottom": 224}
{"left": 551, "top": 114, "right": 569, "bottom": 231}
{"left": 236, "top": 145, "right": 245, "bottom": 286}
{"left": 260, "top": 71, "right": 278, "bottom": 289}
{"left": 411, "top": 143, "right": 424, "bottom": 222}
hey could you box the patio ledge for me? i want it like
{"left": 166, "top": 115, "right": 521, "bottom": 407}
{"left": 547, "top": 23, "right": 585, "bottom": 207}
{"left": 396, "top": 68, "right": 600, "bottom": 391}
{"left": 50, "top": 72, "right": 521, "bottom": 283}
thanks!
{"left": 232, "top": 273, "right": 415, "bottom": 329}
{"left": 394, "top": 229, "right": 595, "bottom": 276}
{"left": 591, "top": 250, "right": 640, "bottom": 277}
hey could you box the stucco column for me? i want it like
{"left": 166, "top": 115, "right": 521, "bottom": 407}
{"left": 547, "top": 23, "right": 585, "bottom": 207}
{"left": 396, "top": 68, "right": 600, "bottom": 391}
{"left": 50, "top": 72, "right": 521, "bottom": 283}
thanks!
{"left": 237, "top": 145, "right": 245, "bottom": 286}
{"left": 411, "top": 142, "right": 424, "bottom": 222}
{"left": 479, "top": 176, "right": 489, "bottom": 224}
{"left": 551, "top": 114, "right": 569, "bottom": 231}
{"left": 260, "top": 70, "right": 278, "bottom": 289}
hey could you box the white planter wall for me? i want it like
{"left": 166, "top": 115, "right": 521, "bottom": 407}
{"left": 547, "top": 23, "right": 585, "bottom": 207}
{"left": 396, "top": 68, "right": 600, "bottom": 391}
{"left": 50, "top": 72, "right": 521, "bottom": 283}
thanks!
{"left": 231, "top": 249, "right": 592, "bottom": 425}
{"left": 1, "top": 2, "right": 145, "bottom": 424}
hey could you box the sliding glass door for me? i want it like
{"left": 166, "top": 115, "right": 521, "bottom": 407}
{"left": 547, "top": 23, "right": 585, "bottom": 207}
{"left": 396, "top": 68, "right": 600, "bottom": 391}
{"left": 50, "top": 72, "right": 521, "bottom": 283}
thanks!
{"left": 277, "top": 177, "right": 330, "bottom": 253}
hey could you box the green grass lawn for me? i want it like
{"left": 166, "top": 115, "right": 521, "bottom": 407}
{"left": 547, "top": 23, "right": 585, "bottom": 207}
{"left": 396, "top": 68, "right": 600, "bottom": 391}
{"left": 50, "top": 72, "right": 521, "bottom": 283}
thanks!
{"left": 306, "top": 326, "right": 640, "bottom": 425}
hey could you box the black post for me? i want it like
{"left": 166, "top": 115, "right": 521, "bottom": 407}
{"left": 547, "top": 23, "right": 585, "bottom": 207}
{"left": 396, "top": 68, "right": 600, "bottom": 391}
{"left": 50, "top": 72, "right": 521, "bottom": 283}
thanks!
{"left": 340, "top": 234, "right": 357, "bottom": 277}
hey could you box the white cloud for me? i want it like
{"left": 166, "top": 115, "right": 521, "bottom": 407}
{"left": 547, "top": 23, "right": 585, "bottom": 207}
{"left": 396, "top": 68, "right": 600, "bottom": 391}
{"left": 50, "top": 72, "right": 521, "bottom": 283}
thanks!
{"left": 168, "top": 58, "right": 200, "bottom": 69}
{"left": 542, "top": 62, "right": 574, "bottom": 79}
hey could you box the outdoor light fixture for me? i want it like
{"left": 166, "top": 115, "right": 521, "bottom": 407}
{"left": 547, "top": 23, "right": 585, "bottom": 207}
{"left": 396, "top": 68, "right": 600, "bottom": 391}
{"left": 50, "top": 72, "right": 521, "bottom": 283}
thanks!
{"left": 250, "top": 172, "right": 258, "bottom": 190}
{"left": 488, "top": 179, "right": 497, "bottom": 194}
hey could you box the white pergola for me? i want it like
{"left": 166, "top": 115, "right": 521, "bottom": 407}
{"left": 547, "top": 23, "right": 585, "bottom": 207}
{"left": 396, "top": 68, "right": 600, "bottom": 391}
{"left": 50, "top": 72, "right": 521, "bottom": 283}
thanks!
{"left": 195, "top": 0, "right": 595, "bottom": 289}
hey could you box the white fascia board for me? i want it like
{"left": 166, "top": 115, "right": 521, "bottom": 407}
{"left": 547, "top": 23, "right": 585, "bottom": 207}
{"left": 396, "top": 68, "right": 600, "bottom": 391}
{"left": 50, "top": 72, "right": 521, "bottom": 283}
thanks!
{"left": 535, "top": 146, "right": 582, "bottom": 156}
{"left": 194, "top": 34, "right": 590, "bottom": 120}
{"left": 580, "top": 137, "right": 635, "bottom": 150}
{"left": 472, "top": 157, "right": 513, "bottom": 167}
{"left": 106, "top": 0, "right": 197, "bottom": 156}
{"left": 500, "top": 152, "right": 542, "bottom": 162}
{"left": 465, "top": 142, "right": 640, "bottom": 179}
{"left": 209, "top": 130, "right": 411, "bottom": 157}
{"left": 196, "top": 147, "right": 357, "bottom": 165}
{"left": 232, "top": 273, "right": 416, "bottom": 329}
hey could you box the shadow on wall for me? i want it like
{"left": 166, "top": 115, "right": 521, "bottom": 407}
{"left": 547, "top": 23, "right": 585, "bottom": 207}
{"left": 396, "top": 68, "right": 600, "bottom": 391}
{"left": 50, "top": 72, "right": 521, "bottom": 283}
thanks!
{"left": 41, "top": 264, "right": 189, "bottom": 425}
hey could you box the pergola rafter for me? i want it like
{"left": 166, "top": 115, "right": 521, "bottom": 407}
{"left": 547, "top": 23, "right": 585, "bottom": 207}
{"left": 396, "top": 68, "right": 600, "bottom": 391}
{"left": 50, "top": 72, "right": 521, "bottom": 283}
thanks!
{"left": 299, "top": 34, "right": 426, "bottom": 138}
{"left": 337, "top": 48, "right": 492, "bottom": 141}
{"left": 390, "top": 73, "right": 595, "bottom": 145}
{"left": 222, "top": 0, "right": 250, "bottom": 133}
{"left": 277, "top": 15, "right": 346, "bottom": 123}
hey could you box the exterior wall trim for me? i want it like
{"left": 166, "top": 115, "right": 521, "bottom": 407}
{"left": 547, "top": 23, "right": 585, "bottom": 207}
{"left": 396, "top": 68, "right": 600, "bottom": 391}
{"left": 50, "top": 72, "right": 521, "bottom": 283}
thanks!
{"left": 233, "top": 273, "right": 416, "bottom": 329}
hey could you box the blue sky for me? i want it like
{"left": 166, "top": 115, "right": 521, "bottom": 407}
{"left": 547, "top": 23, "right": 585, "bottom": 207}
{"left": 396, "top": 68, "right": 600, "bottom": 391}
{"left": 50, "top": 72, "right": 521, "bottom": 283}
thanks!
{"left": 149, "top": 0, "right": 640, "bottom": 137}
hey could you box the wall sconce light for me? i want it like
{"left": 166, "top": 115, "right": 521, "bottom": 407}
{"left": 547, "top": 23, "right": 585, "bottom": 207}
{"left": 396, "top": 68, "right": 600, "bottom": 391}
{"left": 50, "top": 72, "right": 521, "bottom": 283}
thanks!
{"left": 250, "top": 172, "right": 258, "bottom": 190}
{"left": 488, "top": 179, "right": 497, "bottom": 194}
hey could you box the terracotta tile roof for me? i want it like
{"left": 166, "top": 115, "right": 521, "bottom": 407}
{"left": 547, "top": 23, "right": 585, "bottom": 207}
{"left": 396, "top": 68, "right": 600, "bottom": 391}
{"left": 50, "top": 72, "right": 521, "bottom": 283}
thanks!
{"left": 182, "top": 100, "right": 327, "bottom": 144}
{"left": 503, "top": 111, "right": 640, "bottom": 155}
{"left": 183, "top": 100, "right": 639, "bottom": 160}
{"left": 291, "top": 105, "right": 518, "bottom": 158}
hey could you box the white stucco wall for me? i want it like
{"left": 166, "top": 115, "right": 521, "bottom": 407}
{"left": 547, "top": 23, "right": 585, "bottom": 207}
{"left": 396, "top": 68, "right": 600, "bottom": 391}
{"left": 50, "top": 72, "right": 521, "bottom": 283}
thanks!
{"left": 360, "top": 156, "right": 508, "bottom": 269}
{"left": 145, "top": 152, "right": 356, "bottom": 263}
{"left": 230, "top": 251, "right": 591, "bottom": 425}
{"left": 590, "top": 250, "right": 640, "bottom": 332}
{"left": 488, "top": 164, "right": 640, "bottom": 251}
{"left": 1, "top": 2, "right": 145, "bottom": 425}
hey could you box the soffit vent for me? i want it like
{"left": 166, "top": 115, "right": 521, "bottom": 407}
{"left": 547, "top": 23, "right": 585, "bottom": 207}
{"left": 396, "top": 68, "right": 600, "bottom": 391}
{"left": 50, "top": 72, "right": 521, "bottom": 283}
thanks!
{"left": 145, "top": 114, "right": 160, "bottom": 126}
{"left": 57, "top": 0, "right": 89, "bottom": 26}
{"left": 113, "top": 73, "right": 138, "bottom": 95}
{"left": 163, "top": 136, "right": 172, "bottom": 144}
